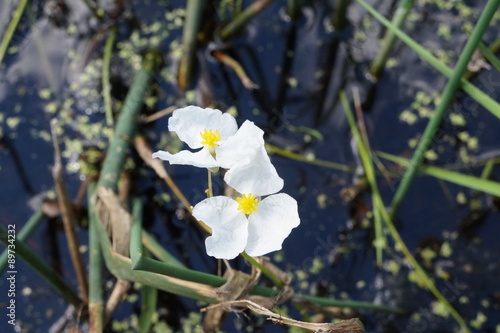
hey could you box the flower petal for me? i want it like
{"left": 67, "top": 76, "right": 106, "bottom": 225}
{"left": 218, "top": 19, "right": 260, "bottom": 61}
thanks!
{"left": 192, "top": 196, "right": 249, "bottom": 259}
{"left": 224, "top": 146, "right": 284, "bottom": 196}
{"left": 152, "top": 148, "right": 219, "bottom": 168}
{"left": 168, "top": 106, "right": 238, "bottom": 149}
{"left": 216, "top": 120, "right": 264, "bottom": 169}
{"left": 245, "top": 193, "right": 300, "bottom": 257}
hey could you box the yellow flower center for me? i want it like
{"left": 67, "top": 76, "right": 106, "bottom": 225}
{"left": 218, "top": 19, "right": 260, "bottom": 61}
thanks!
{"left": 236, "top": 193, "right": 259, "bottom": 215}
{"left": 200, "top": 129, "right": 221, "bottom": 148}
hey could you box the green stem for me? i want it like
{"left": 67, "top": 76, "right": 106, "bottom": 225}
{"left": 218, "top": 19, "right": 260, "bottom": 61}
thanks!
{"left": 369, "top": 0, "right": 414, "bottom": 79}
{"left": 388, "top": 0, "right": 499, "bottom": 218}
{"left": 286, "top": 0, "right": 301, "bottom": 21}
{"left": 0, "top": 0, "right": 29, "bottom": 66}
{"left": 102, "top": 26, "right": 117, "bottom": 127}
{"left": 220, "top": 0, "right": 274, "bottom": 41}
{"left": 98, "top": 51, "right": 160, "bottom": 191}
{"left": 0, "top": 224, "right": 83, "bottom": 308}
{"left": 178, "top": 0, "right": 206, "bottom": 89}
{"left": 0, "top": 209, "right": 44, "bottom": 273}
{"left": 241, "top": 252, "right": 284, "bottom": 287}
{"left": 88, "top": 182, "right": 104, "bottom": 332}
{"left": 332, "top": 0, "right": 351, "bottom": 31}
{"left": 265, "top": 143, "right": 354, "bottom": 172}
{"left": 340, "top": 92, "right": 470, "bottom": 332}
{"left": 357, "top": 0, "right": 500, "bottom": 120}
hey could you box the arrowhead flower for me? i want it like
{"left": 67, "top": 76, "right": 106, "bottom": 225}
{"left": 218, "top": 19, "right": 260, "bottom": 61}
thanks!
{"left": 154, "top": 105, "right": 300, "bottom": 260}
{"left": 192, "top": 177, "right": 300, "bottom": 260}
{"left": 152, "top": 105, "right": 283, "bottom": 195}
{"left": 152, "top": 106, "right": 239, "bottom": 168}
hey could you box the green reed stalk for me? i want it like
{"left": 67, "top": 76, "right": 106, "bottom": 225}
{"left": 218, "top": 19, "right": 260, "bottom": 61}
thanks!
{"left": 102, "top": 26, "right": 117, "bottom": 127}
{"left": 388, "top": 0, "right": 500, "bottom": 218}
{"left": 178, "top": 0, "right": 205, "bottom": 90}
{"left": 340, "top": 91, "right": 470, "bottom": 332}
{"left": 357, "top": 0, "right": 500, "bottom": 120}
{"left": 332, "top": 0, "right": 351, "bottom": 31}
{"left": 0, "top": 0, "right": 29, "bottom": 66}
{"left": 0, "top": 209, "right": 43, "bottom": 273}
{"left": 220, "top": 0, "right": 274, "bottom": 41}
{"left": 0, "top": 224, "right": 83, "bottom": 307}
{"left": 369, "top": 0, "right": 414, "bottom": 79}
{"left": 98, "top": 51, "right": 159, "bottom": 191}
{"left": 88, "top": 182, "right": 104, "bottom": 332}
{"left": 287, "top": 0, "right": 301, "bottom": 21}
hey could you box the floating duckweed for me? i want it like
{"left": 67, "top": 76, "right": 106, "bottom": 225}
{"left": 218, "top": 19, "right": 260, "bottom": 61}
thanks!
{"left": 456, "top": 192, "right": 466, "bottom": 205}
{"left": 467, "top": 137, "right": 478, "bottom": 150}
{"left": 435, "top": 265, "right": 450, "bottom": 280}
{"left": 470, "top": 312, "right": 487, "bottom": 329}
{"left": 67, "top": 23, "right": 77, "bottom": 34}
{"left": 386, "top": 58, "right": 398, "bottom": 68}
{"left": 385, "top": 261, "right": 400, "bottom": 275}
{"left": 420, "top": 247, "right": 437, "bottom": 267}
{"left": 463, "top": 264, "right": 473, "bottom": 273}
{"left": 373, "top": 237, "right": 386, "bottom": 249}
{"left": 431, "top": 300, "right": 449, "bottom": 317}
{"left": 408, "top": 137, "right": 419, "bottom": 149}
{"left": 309, "top": 257, "right": 324, "bottom": 274}
{"left": 408, "top": 271, "right": 426, "bottom": 287}
{"left": 480, "top": 299, "right": 490, "bottom": 308}
{"left": 6, "top": 117, "right": 21, "bottom": 129}
{"left": 418, "top": 106, "right": 433, "bottom": 118}
{"left": 316, "top": 194, "right": 328, "bottom": 209}
{"left": 459, "top": 296, "right": 469, "bottom": 304}
{"left": 45, "top": 102, "right": 58, "bottom": 114}
{"left": 449, "top": 113, "right": 466, "bottom": 126}
{"left": 39, "top": 89, "right": 52, "bottom": 100}
{"left": 305, "top": 153, "right": 315, "bottom": 161}
{"left": 440, "top": 241, "right": 452, "bottom": 257}
{"left": 424, "top": 149, "right": 438, "bottom": 160}
{"left": 437, "top": 23, "right": 451, "bottom": 40}
{"left": 400, "top": 110, "right": 418, "bottom": 125}
{"left": 288, "top": 77, "right": 298, "bottom": 87}
{"left": 226, "top": 106, "right": 238, "bottom": 117}
{"left": 355, "top": 280, "right": 366, "bottom": 289}
{"left": 272, "top": 251, "right": 284, "bottom": 263}
{"left": 295, "top": 270, "right": 308, "bottom": 281}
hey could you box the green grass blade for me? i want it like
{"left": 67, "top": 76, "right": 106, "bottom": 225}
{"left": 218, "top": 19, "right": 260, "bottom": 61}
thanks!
{"left": 0, "top": 224, "right": 83, "bottom": 307}
{"left": 385, "top": 0, "right": 500, "bottom": 216}
{"left": 265, "top": 143, "right": 354, "bottom": 172}
{"left": 357, "top": 0, "right": 500, "bottom": 120}
{"left": 102, "top": 26, "right": 117, "bottom": 127}
{"left": 0, "top": 209, "right": 44, "bottom": 273}
{"left": 219, "top": 0, "right": 274, "bottom": 41}
{"left": 369, "top": 0, "right": 414, "bottom": 79}
{"left": 340, "top": 91, "right": 386, "bottom": 265}
{"left": 0, "top": 0, "right": 29, "bottom": 66}
{"left": 340, "top": 92, "right": 470, "bottom": 332}
{"left": 478, "top": 41, "right": 500, "bottom": 72}
{"left": 378, "top": 152, "right": 500, "bottom": 197}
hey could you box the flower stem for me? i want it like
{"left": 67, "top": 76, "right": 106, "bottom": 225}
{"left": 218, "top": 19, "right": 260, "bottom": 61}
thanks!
{"left": 207, "top": 169, "right": 213, "bottom": 198}
{"left": 241, "top": 252, "right": 284, "bottom": 288}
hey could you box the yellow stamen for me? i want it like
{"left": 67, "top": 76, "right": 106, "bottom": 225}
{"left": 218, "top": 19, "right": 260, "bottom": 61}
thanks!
{"left": 200, "top": 129, "right": 221, "bottom": 147}
{"left": 236, "top": 193, "right": 259, "bottom": 215}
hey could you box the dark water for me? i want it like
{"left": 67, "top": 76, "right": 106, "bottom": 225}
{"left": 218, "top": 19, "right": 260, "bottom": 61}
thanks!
{"left": 1, "top": 0, "right": 500, "bottom": 332}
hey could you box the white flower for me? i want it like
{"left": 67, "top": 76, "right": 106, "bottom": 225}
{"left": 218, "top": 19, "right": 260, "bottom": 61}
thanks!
{"left": 152, "top": 106, "right": 238, "bottom": 168}
{"left": 192, "top": 186, "right": 300, "bottom": 260}
{"left": 153, "top": 105, "right": 283, "bottom": 195}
